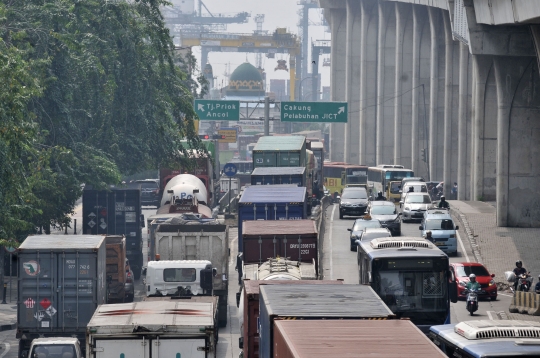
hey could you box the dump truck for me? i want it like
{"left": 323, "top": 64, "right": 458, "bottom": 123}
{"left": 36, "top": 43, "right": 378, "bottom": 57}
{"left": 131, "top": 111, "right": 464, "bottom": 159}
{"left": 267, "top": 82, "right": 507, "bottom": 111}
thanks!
{"left": 104, "top": 235, "right": 128, "bottom": 303}
{"left": 151, "top": 219, "right": 229, "bottom": 328}
{"left": 17, "top": 235, "right": 107, "bottom": 358}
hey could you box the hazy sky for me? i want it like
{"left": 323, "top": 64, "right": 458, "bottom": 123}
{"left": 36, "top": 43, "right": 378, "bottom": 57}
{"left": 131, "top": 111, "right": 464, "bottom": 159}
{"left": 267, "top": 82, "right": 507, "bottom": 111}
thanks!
{"left": 179, "top": 0, "right": 331, "bottom": 92}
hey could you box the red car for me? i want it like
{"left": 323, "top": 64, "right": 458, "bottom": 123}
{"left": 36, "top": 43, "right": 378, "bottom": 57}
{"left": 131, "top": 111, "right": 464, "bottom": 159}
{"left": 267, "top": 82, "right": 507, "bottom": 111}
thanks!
{"left": 449, "top": 263, "right": 497, "bottom": 300}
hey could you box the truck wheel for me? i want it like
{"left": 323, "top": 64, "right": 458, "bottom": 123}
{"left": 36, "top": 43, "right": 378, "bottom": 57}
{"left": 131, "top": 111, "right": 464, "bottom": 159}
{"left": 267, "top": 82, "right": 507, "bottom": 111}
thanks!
{"left": 339, "top": 212, "right": 344, "bottom": 219}
{"left": 19, "top": 340, "right": 29, "bottom": 358}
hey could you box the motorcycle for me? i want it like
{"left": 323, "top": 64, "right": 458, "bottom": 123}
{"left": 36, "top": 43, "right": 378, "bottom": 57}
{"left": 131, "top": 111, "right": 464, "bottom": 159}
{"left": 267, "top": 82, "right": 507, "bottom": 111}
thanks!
{"left": 516, "top": 273, "right": 533, "bottom": 292}
{"left": 465, "top": 289, "right": 479, "bottom": 316}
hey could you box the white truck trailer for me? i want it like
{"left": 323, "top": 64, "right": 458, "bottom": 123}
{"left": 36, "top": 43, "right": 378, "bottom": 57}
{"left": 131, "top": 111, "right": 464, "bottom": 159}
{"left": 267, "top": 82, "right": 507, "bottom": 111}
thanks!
{"left": 85, "top": 300, "right": 218, "bottom": 358}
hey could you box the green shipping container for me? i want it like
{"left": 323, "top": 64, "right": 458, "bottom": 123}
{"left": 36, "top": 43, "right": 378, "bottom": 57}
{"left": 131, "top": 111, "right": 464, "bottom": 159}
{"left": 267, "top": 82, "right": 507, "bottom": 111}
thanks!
{"left": 253, "top": 136, "right": 306, "bottom": 168}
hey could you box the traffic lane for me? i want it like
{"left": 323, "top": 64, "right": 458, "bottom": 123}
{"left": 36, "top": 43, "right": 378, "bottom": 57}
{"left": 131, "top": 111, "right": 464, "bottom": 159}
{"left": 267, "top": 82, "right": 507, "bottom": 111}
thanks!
{"left": 325, "top": 204, "right": 359, "bottom": 284}
{"left": 0, "top": 329, "right": 17, "bottom": 358}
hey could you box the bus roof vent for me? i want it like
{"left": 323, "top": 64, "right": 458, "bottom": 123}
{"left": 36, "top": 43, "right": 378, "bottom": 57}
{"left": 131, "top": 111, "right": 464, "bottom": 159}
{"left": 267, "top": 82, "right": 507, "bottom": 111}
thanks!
{"left": 376, "top": 164, "right": 404, "bottom": 169}
{"left": 370, "top": 238, "right": 431, "bottom": 249}
{"left": 455, "top": 321, "right": 540, "bottom": 340}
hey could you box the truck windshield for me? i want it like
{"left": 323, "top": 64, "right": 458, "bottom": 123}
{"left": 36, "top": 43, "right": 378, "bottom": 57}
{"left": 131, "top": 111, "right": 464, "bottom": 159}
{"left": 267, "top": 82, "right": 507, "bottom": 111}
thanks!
{"left": 31, "top": 344, "right": 76, "bottom": 358}
{"left": 163, "top": 268, "right": 197, "bottom": 282}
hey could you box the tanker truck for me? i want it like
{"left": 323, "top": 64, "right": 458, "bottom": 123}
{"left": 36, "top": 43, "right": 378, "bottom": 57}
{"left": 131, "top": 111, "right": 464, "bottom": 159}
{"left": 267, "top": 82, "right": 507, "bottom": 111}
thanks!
{"left": 158, "top": 173, "right": 213, "bottom": 218}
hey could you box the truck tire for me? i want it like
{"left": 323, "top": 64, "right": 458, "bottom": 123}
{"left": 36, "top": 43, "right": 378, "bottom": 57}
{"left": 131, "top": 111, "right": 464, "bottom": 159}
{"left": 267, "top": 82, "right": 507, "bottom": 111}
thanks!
{"left": 19, "top": 339, "right": 30, "bottom": 358}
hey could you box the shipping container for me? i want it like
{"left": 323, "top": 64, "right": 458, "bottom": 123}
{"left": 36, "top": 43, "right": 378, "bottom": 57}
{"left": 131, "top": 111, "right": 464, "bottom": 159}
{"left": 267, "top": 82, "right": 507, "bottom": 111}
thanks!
{"left": 273, "top": 320, "right": 446, "bottom": 358}
{"left": 239, "top": 280, "right": 344, "bottom": 358}
{"left": 237, "top": 185, "right": 307, "bottom": 252}
{"left": 86, "top": 300, "right": 217, "bottom": 358}
{"left": 250, "top": 167, "right": 306, "bottom": 186}
{"left": 17, "top": 235, "right": 107, "bottom": 357}
{"left": 252, "top": 136, "right": 306, "bottom": 168}
{"left": 82, "top": 185, "right": 144, "bottom": 279}
{"left": 258, "top": 284, "right": 395, "bottom": 358}
{"left": 241, "top": 220, "right": 317, "bottom": 265}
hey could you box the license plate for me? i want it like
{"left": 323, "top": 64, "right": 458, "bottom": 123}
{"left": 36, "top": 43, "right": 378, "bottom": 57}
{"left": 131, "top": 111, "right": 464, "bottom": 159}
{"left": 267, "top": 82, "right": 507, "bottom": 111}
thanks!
{"left": 435, "top": 242, "right": 445, "bottom": 246}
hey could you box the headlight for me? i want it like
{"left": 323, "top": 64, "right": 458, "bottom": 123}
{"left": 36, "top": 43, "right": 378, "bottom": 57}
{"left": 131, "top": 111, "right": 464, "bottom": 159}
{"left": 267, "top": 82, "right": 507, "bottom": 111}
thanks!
{"left": 489, "top": 279, "right": 495, "bottom": 286}
{"left": 459, "top": 281, "right": 466, "bottom": 287}
{"left": 404, "top": 207, "right": 410, "bottom": 211}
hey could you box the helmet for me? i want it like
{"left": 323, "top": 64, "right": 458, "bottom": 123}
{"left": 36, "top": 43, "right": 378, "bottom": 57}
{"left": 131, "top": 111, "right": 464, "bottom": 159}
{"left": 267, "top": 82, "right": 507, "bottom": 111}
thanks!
{"left": 469, "top": 274, "right": 476, "bottom": 279}
{"left": 377, "top": 191, "right": 382, "bottom": 196}
{"left": 426, "top": 230, "right": 432, "bottom": 236}
{"left": 516, "top": 260, "right": 523, "bottom": 266}
{"left": 440, "top": 196, "right": 446, "bottom": 200}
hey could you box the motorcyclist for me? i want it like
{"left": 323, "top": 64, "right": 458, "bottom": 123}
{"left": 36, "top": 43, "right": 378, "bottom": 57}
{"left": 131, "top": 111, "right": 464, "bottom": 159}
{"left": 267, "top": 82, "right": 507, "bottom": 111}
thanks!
{"left": 535, "top": 275, "right": 540, "bottom": 294}
{"left": 438, "top": 196, "right": 450, "bottom": 209}
{"left": 513, "top": 260, "right": 530, "bottom": 291}
{"left": 466, "top": 274, "right": 481, "bottom": 292}
{"left": 424, "top": 230, "right": 434, "bottom": 243}
{"left": 374, "top": 191, "right": 386, "bottom": 201}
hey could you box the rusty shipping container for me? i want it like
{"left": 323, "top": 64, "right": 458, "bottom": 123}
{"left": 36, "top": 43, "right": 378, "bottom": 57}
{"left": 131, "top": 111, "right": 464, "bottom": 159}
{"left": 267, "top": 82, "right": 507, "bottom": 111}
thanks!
{"left": 258, "top": 284, "right": 395, "bottom": 358}
{"left": 105, "top": 235, "right": 126, "bottom": 303}
{"left": 242, "top": 220, "right": 317, "bottom": 265}
{"left": 239, "top": 280, "right": 344, "bottom": 358}
{"left": 273, "top": 320, "right": 446, "bottom": 358}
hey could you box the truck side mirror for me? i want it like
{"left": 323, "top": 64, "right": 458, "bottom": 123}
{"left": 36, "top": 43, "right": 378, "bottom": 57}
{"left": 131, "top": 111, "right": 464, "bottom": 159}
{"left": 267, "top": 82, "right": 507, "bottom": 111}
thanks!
{"left": 107, "top": 275, "right": 113, "bottom": 283}
{"left": 200, "top": 268, "right": 213, "bottom": 291}
{"left": 142, "top": 267, "right": 147, "bottom": 276}
{"left": 212, "top": 268, "right": 217, "bottom": 277}
{"left": 236, "top": 292, "right": 241, "bottom": 308}
{"left": 455, "top": 225, "right": 459, "bottom": 230}
{"left": 419, "top": 225, "right": 423, "bottom": 230}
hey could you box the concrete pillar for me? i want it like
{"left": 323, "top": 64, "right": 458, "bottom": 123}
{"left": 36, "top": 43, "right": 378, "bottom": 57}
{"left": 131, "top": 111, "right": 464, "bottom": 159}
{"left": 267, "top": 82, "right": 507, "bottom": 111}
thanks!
{"left": 359, "top": 0, "right": 368, "bottom": 164}
{"left": 329, "top": 8, "right": 347, "bottom": 162}
{"left": 393, "top": 2, "right": 404, "bottom": 165}
{"left": 427, "top": 7, "right": 439, "bottom": 181}
{"left": 442, "top": 13, "right": 453, "bottom": 198}
{"left": 457, "top": 43, "right": 469, "bottom": 200}
{"left": 346, "top": 0, "right": 361, "bottom": 164}
{"left": 375, "top": 3, "right": 387, "bottom": 165}
{"left": 411, "top": 5, "right": 421, "bottom": 175}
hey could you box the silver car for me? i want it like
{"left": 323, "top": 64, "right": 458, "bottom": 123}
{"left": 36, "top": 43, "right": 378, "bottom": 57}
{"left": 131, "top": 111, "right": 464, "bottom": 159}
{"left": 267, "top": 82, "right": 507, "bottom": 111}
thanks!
{"left": 400, "top": 192, "right": 434, "bottom": 222}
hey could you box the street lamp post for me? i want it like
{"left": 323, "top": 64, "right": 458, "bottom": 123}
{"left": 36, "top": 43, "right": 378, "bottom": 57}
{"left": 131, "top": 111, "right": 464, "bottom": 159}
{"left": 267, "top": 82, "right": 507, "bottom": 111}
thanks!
{"left": 297, "top": 76, "right": 313, "bottom": 101}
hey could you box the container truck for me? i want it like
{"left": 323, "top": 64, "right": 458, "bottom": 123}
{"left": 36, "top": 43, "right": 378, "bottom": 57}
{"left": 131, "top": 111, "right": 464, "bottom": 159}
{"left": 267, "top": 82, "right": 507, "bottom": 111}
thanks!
{"left": 85, "top": 300, "right": 218, "bottom": 358}
{"left": 237, "top": 280, "right": 344, "bottom": 358}
{"left": 82, "top": 185, "right": 145, "bottom": 279}
{"left": 159, "top": 174, "right": 213, "bottom": 218}
{"left": 16, "top": 235, "right": 107, "bottom": 358}
{"left": 104, "top": 235, "right": 127, "bottom": 303}
{"left": 272, "top": 320, "right": 446, "bottom": 358}
{"left": 152, "top": 221, "right": 229, "bottom": 328}
{"left": 258, "top": 284, "right": 396, "bottom": 358}
{"left": 237, "top": 185, "right": 307, "bottom": 252}
{"left": 252, "top": 136, "right": 306, "bottom": 169}
{"left": 242, "top": 257, "right": 316, "bottom": 282}
{"left": 250, "top": 167, "right": 305, "bottom": 186}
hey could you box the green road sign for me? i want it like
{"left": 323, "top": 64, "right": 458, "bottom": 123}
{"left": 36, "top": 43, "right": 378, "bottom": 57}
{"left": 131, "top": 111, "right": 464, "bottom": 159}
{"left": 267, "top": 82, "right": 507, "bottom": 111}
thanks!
{"left": 195, "top": 100, "right": 240, "bottom": 120}
{"left": 280, "top": 101, "right": 348, "bottom": 123}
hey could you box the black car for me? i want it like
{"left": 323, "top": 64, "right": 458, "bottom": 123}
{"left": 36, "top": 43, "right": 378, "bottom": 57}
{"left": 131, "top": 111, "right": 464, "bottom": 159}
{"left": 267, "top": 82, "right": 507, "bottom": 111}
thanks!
{"left": 347, "top": 217, "right": 382, "bottom": 251}
{"left": 339, "top": 187, "right": 369, "bottom": 219}
{"left": 135, "top": 179, "right": 160, "bottom": 207}
{"left": 367, "top": 201, "right": 401, "bottom": 236}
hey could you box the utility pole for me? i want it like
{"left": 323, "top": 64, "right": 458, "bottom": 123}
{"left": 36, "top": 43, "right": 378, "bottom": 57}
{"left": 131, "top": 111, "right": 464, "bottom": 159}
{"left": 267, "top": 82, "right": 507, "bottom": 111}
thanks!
{"left": 0, "top": 247, "right": 5, "bottom": 304}
{"left": 264, "top": 96, "right": 270, "bottom": 136}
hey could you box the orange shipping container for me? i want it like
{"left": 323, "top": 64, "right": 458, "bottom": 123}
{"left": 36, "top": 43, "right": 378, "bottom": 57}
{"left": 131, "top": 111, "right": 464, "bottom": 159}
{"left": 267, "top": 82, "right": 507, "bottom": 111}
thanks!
{"left": 273, "top": 320, "right": 446, "bottom": 358}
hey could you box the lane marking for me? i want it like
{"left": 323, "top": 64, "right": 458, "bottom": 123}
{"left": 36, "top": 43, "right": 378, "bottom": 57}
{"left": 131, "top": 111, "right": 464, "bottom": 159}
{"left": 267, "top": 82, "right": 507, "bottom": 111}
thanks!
{"left": 0, "top": 343, "right": 10, "bottom": 358}
{"left": 486, "top": 311, "right": 494, "bottom": 320}
{"left": 329, "top": 204, "right": 336, "bottom": 280}
{"left": 456, "top": 230, "right": 470, "bottom": 263}
{"left": 498, "top": 293, "right": 513, "bottom": 298}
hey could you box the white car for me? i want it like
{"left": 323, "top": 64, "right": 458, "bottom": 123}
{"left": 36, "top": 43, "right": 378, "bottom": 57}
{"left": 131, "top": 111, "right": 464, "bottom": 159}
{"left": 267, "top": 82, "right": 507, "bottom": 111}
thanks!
{"left": 400, "top": 192, "right": 434, "bottom": 222}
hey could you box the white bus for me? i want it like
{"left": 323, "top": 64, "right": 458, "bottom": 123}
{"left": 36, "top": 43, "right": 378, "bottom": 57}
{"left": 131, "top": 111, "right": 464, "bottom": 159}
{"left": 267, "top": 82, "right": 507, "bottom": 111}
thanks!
{"left": 367, "top": 165, "right": 414, "bottom": 200}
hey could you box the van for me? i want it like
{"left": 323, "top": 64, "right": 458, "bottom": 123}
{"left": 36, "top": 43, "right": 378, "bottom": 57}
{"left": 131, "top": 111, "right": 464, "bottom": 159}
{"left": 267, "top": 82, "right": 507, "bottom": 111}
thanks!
{"left": 419, "top": 209, "right": 459, "bottom": 256}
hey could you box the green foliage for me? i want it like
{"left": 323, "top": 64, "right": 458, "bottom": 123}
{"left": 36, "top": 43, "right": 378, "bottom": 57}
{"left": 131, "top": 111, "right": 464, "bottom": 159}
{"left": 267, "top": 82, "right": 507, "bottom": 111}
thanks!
{"left": 0, "top": 0, "right": 202, "bottom": 241}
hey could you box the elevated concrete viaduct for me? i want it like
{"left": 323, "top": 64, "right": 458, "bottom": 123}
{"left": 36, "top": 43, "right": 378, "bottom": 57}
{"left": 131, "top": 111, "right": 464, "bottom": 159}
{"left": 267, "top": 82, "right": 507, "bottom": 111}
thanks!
{"left": 319, "top": 0, "right": 540, "bottom": 227}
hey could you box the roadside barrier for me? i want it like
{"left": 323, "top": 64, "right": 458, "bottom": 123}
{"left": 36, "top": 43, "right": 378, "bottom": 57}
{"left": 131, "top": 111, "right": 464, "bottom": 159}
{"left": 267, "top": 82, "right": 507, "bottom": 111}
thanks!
{"left": 509, "top": 291, "right": 540, "bottom": 315}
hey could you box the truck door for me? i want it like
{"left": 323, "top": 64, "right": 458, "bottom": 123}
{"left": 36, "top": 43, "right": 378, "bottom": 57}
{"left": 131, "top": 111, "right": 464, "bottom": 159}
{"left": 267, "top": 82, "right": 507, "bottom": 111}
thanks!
{"left": 152, "top": 338, "right": 206, "bottom": 357}
{"left": 94, "top": 338, "right": 149, "bottom": 358}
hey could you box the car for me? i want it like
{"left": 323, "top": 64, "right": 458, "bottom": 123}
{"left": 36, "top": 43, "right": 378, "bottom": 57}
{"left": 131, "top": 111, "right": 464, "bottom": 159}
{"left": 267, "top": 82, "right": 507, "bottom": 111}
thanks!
{"left": 347, "top": 217, "right": 382, "bottom": 251}
{"left": 124, "top": 258, "right": 135, "bottom": 302}
{"left": 134, "top": 179, "right": 160, "bottom": 207}
{"left": 449, "top": 262, "right": 497, "bottom": 300}
{"left": 400, "top": 181, "right": 429, "bottom": 202}
{"left": 400, "top": 192, "right": 435, "bottom": 222}
{"left": 419, "top": 209, "right": 459, "bottom": 256}
{"left": 339, "top": 187, "right": 369, "bottom": 219}
{"left": 367, "top": 201, "right": 401, "bottom": 235}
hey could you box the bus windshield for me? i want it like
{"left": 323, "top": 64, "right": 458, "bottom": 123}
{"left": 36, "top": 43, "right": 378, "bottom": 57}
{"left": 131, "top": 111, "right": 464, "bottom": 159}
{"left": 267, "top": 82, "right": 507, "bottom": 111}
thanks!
{"left": 385, "top": 171, "right": 414, "bottom": 181}
{"left": 347, "top": 175, "right": 367, "bottom": 184}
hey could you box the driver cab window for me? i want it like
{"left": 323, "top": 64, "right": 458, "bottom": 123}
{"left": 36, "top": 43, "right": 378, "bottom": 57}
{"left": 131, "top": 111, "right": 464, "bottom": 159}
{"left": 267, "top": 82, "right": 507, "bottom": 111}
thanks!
{"left": 163, "top": 268, "right": 197, "bottom": 282}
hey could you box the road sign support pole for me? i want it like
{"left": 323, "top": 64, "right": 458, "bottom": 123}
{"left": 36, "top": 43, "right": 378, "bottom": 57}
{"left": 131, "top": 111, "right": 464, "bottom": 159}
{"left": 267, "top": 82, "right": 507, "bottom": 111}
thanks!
{"left": 74, "top": 219, "right": 77, "bottom": 234}
{"left": 228, "top": 177, "right": 232, "bottom": 215}
{"left": 264, "top": 96, "right": 270, "bottom": 136}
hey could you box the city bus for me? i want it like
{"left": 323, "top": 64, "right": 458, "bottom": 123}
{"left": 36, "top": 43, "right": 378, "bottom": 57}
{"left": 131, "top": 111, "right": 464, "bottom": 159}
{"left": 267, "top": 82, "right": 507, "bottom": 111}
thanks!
{"left": 324, "top": 162, "right": 368, "bottom": 198}
{"left": 357, "top": 237, "right": 457, "bottom": 331}
{"left": 367, "top": 165, "right": 414, "bottom": 200}
{"left": 429, "top": 320, "right": 540, "bottom": 357}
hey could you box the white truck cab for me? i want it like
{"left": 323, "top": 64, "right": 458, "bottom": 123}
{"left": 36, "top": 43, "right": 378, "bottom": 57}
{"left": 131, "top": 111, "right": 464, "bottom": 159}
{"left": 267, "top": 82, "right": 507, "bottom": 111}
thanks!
{"left": 145, "top": 260, "right": 215, "bottom": 297}
{"left": 27, "top": 337, "right": 82, "bottom": 358}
